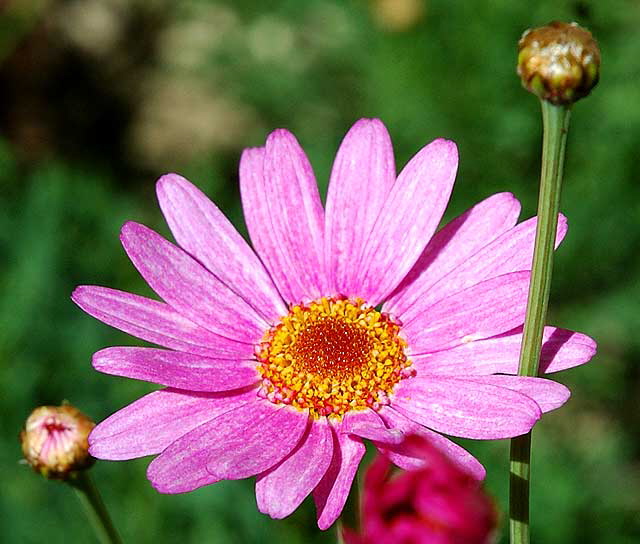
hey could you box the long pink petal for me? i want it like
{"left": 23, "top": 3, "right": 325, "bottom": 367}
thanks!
{"left": 207, "top": 401, "right": 309, "bottom": 480}
{"left": 240, "top": 131, "right": 326, "bottom": 304}
{"left": 263, "top": 130, "right": 327, "bottom": 300}
{"left": 356, "top": 139, "right": 458, "bottom": 306}
{"left": 378, "top": 406, "right": 485, "bottom": 480}
{"left": 89, "top": 387, "right": 257, "bottom": 460}
{"left": 404, "top": 271, "right": 531, "bottom": 354}
{"left": 256, "top": 418, "right": 333, "bottom": 519}
{"left": 147, "top": 400, "right": 303, "bottom": 493}
{"left": 157, "top": 174, "right": 286, "bottom": 321}
{"left": 204, "top": 402, "right": 308, "bottom": 480}
{"left": 92, "top": 347, "right": 258, "bottom": 391}
{"left": 72, "top": 286, "right": 253, "bottom": 357}
{"left": 120, "top": 221, "right": 266, "bottom": 343}
{"left": 462, "top": 375, "right": 570, "bottom": 413}
{"left": 538, "top": 328, "right": 597, "bottom": 373}
{"left": 398, "top": 215, "right": 566, "bottom": 324}
{"left": 413, "top": 326, "right": 597, "bottom": 375}
{"left": 385, "top": 192, "right": 521, "bottom": 317}
{"left": 339, "top": 408, "right": 404, "bottom": 444}
{"left": 239, "top": 148, "right": 289, "bottom": 296}
{"left": 313, "top": 424, "right": 366, "bottom": 530}
{"left": 324, "top": 119, "right": 396, "bottom": 297}
{"left": 392, "top": 376, "right": 541, "bottom": 439}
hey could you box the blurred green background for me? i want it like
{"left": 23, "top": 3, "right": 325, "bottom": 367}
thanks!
{"left": 1, "top": 0, "right": 639, "bottom": 542}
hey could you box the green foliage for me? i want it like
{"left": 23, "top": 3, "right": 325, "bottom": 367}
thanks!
{"left": 2, "top": 1, "right": 639, "bottom": 542}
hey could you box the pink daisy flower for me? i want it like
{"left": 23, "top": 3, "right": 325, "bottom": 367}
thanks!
{"left": 72, "top": 119, "right": 596, "bottom": 529}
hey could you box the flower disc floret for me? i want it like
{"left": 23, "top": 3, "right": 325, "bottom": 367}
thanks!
{"left": 257, "top": 297, "right": 413, "bottom": 418}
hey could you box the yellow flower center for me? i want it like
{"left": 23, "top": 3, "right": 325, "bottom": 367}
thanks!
{"left": 257, "top": 297, "right": 413, "bottom": 419}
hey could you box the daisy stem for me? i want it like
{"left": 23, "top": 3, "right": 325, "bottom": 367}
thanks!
{"left": 509, "top": 100, "right": 571, "bottom": 544}
{"left": 70, "top": 471, "right": 123, "bottom": 544}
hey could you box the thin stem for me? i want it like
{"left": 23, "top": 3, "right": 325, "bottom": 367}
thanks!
{"left": 509, "top": 101, "right": 571, "bottom": 544}
{"left": 71, "top": 471, "right": 123, "bottom": 544}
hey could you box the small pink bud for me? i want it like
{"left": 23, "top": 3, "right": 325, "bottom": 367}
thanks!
{"left": 20, "top": 403, "right": 96, "bottom": 480}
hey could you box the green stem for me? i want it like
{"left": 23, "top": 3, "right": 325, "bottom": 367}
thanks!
{"left": 509, "top": 101, "right": 571, "bottom": 544}
{"left": 71, "top": 471, "right": 123, "bottom": 544}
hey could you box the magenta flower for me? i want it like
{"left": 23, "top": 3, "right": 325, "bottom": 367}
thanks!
{"left": 72, "top": 119, "right": 595, "bottom": 529}
{"left": 342, "top": 434, "right": 497, "bottom": 544}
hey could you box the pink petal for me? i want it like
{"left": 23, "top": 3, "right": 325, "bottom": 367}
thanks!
{"left": 404, "top": 271, "right": 531, "bottom": 354}
{"left": 92, "top": 347, "right": 258, "bottom": 391}
{"left": 378, "top": 406, "right": 486, "bottom": 480}
{"left": 148, "top": 400, "right": 306, "bottom": 493}
{"left": 462, "top": 375, "right": 570, "bottom": 413}
{"left": 72, "top": 286, "right": 253, "bottom": 358}
{"left": 339, "top": 408, "right": 404, "bottom": 444}
{"left": 392, "top": 376, "right": 541, "bottom": 439}
{"left": 205, "top": 403, "right": 309, "bottom": 480}
{"left": 157, "top": 174, "right": 286, "bottom": 321}
{"left": 356, "top": 139, "right": 458, "bottom": 306}
{"left": 413, "top": 326, "right": 597, "bottom": 375}
{"left": 240, "top": 131, "right": 326, "bottom": 304}
{"left": 238, "top": 148, "right": 285, "bottom": 294}
{"left": 385, "top": 192, "right": 521, "bottom": 317}
{"left": 313, "top": 424, "right": 366, "bottom": 530}
{"left": 398, "top": 215, "right": 566, "bottom": 324}
{"left": 256, "top": 418, "right": 333, "bottom": 519}
{"left": 120, "top": 221, "right": 266, "bottom": 343}
{"left": 324, "top": 119, "right": 396, "bottom": 297}
{"left": 89, "top": 387, "right": 257, "bottom": 460}
{"left": 538, "top": 328, "right": 597, "bottom": 373}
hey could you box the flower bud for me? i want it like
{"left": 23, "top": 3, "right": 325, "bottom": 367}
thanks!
{"left": 343, "top": 434, "right": 497, "bottom": 544}
{"left": 20, "top": 404, "right": 95, "bottom": 480}
{"left": 517, "top": 21, "right": 600, "bottom": 105}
